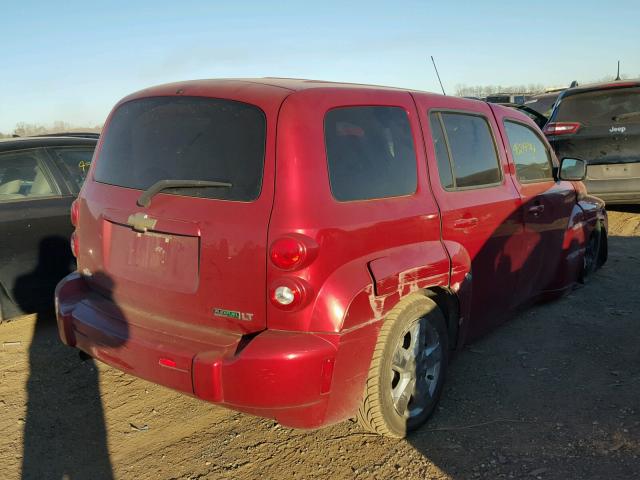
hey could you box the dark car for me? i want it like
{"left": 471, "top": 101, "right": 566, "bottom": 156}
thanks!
{"left": 0, "top": 135, "right": 97, "bottom": 321}
{"left": 524, "top": 91, "right": 563, "bottom": 118}
{"left": 503, "top": 104, "right": 549, "bottom": 129}
{"left": 544, "top": 80, "right": 640, "bottom": 204}
{"left": 485, "top": 93, "right": 531, "bottom": 105}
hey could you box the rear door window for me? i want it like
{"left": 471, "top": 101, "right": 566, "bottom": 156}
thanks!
{"left": 555, "top": 87, "right": 640, "bottom": 126}
{"left": 429, "top": 113, "right": 454, "bottom": 189}
{"left": 430, "top": 112, "right": 502, "bottom": 189}
{"left": 324, "top": 106, "right": 417, "bottom": 201}
{"left": 94, "top": 97, "right": 266, "bottom": 201}
{"left": 504, "top": 121, "right": 554, "bottom": 183}
{"left": 0, "top": 149, "right": 57, "bottom": 202}
{"left": 50, "top": 147, "right": 95, "bottom": 193}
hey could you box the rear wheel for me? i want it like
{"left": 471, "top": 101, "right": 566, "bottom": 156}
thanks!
{"left": 582, "top": 223, "right": 606, "bottom": 282}
{"left": 357, "top": 294, "right": 448, "bottom": 438}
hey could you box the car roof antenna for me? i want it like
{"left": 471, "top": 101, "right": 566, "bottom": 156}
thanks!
{"left": 615, "top": 60, "right": 621, "bottom": 81}
{"left": 430, "top": 56, "right": 447, "bottom": 95}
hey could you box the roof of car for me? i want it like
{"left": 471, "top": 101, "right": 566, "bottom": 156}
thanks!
{"left": 215, "top": 77, "right": 413, "bottom": 92}
{"left": 119, "top": 77, "right": 449, "bottom": 106}
{"left": 0, "top": 135, "right": 98, "bottom": 153}
{"left": 560, "top": 79, "right": 640, "bottom": 98}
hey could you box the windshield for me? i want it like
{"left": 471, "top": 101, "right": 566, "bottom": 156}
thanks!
{"left": 94, "top": 96, "right": 266, "bottom": 201}
{"left": 554, "top": 87, "right": 640, "bottom": 126}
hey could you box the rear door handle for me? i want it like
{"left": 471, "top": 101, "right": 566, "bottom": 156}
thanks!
{"left": 452, "top": 217, "right": 479, "bottom": 229}
{"left": 528, "top": 204, "right": 545, "bottom": 216}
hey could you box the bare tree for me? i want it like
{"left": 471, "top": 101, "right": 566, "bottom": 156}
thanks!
{"left": 455, "top": 83, "right": 547, "bottom": 97}
{"left": 13, "top": 122, "right": 47, "bottom": 137}
{"left": 11, "top": 121, "right": 102, "bottom": 137}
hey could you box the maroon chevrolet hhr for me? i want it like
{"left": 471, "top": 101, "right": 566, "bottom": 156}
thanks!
{"left": 56, "top": 78, "right": 606, "bottom": 437}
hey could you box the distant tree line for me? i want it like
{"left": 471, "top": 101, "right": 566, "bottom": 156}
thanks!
{"left": 454, "top": 83, "right": 548, "bottom": 98}
{"left": 454, "top": 73, "right": 637, "bottom": 98}
{"left": 0, "top": 121, "right": 102, "bottom": 139}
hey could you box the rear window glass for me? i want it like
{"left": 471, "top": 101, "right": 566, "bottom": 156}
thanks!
{"left": 325, "top": 106, "right": 417, "bottom": 201}
{"left": 51, "top": 147, "right": 95, "bottom": 193}
{"left": 0, "top": 149, "right": 56, "bottom": 201}
{"left": 437, "top": 112, "right": 501, "bottom": 189}
{"left": 95, "top": 97, "right": 266, "bottom": 201}
{"left": 555, "top": 87, "right": 640, "bottom": 126}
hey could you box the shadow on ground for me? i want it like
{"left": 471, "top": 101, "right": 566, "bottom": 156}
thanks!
{"left": 404, "top": 234, "right": 640, "bottom": 479}
{"left": 608, "top": 204, "right": 640, "bottom": 214}
{"left": 14, "top": 237, "right": 116, "bottom": 480}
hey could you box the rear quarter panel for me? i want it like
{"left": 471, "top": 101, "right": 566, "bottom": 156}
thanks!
{"left": 267, "top": 87, "right": 450, "bottom": 334}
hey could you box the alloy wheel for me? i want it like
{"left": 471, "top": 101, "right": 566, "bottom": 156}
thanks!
{"left": 390, "top": 316, "right": 442, "bottom": 418}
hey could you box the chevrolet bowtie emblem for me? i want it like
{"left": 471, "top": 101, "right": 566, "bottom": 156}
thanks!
{"left": 127, "top": 212, "right": 157, "bottom": 233}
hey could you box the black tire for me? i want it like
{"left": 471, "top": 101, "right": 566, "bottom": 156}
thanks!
{"left": 582, "top": 222, "right": 604, "bottom": 283}
{"left": 357, "top": 294, "right": 449, "bottom": 438}
{"left": 597, "top": 227, "right": 608, "bottom": 269}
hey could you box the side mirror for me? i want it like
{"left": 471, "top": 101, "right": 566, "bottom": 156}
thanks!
{"left": 558, "top": 157, "right": 587, "bottom": 181}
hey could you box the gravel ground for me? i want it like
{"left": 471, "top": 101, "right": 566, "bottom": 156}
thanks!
{"left": 1, "top": 208, "right": 639, "bottom": 480}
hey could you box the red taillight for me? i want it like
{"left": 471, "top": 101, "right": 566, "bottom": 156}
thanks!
{"left": 270, "top": 237, "right": 306, "bottom": 270}
{"left": 544, "top": 122, "right": 581, "bottom": 135}
{"left": 70, "top": 199, "right": 79, "bottom": 227}
{"left": 70, "top": 231, "right": 79, "bottom": 258}
{"left": 70, "top": 200, "right": 79, "bottom": 257}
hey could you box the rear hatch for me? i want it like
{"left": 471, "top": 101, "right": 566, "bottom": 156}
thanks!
{"left": 546, "top": 85, "right": 640, "bottom": 167}
{"left": 77, "top": 90, "right": 280, "bottom": 334}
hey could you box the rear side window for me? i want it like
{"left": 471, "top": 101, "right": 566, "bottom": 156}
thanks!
{"left": 325, "top": 106, "right": 417, "bottom": 201}
{"left": 0, "top": 149, "right": 57, "bottom": 202}
{"left": 430, "top": 112, "right": 501, "bottom": 189}
{"left": 554, "top": 87, "right": 640, "bottom": 126}
{"left": 429, "top": 113, "right": 454, "bottom": 189}
{"left": 95, "top": 97, "right": 266, "bottom": 201}
{"left": 51, "top": 147, "right": 95, "bottom": 193}
{"left": 504, "top": 121, "right": 553, "bottom": 182}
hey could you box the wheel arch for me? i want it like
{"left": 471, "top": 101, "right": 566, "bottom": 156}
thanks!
{"left": 422, "top": 286, "right": 460, "bottom": 351}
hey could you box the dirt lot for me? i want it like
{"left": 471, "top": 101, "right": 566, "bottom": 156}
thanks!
{"left": 1, "top": 208, "right": 639, "bottom": 480}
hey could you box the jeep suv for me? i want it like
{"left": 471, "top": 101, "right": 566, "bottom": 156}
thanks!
{"left": 544, "top": 80, "right": 640, "bottom": 204}
{"left": 55, "top": 79, "right": 606, "bottom": 437}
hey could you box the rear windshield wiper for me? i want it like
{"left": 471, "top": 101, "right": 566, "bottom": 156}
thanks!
{"left": 137, "top": 179, "right": 232, "bottom": 207}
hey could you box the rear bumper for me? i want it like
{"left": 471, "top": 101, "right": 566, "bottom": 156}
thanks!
{"left": 586, "top": 190, "right": 640, "bottom": 205}
{"left": 55, "top": 273, "right": 378, "bottom": 429}
{"left": 585, "top": 164, "right": 640, "bottom": 204}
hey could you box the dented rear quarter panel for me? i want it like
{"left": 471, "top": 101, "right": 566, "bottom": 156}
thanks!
{"left": 267, "top": 87, "right": 451, "bottom": 334}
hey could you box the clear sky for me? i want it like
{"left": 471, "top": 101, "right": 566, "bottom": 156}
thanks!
{"left": 1, "top": 0, "right": 639, "bottom": 132}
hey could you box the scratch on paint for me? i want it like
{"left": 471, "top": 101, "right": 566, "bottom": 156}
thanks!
{"left": 365, "top": 284, "right": 386, "bottom": 320}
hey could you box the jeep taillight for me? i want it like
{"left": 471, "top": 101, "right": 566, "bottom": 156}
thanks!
{"left": 544, "top": 122, "right": 581, "bottom": 135}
